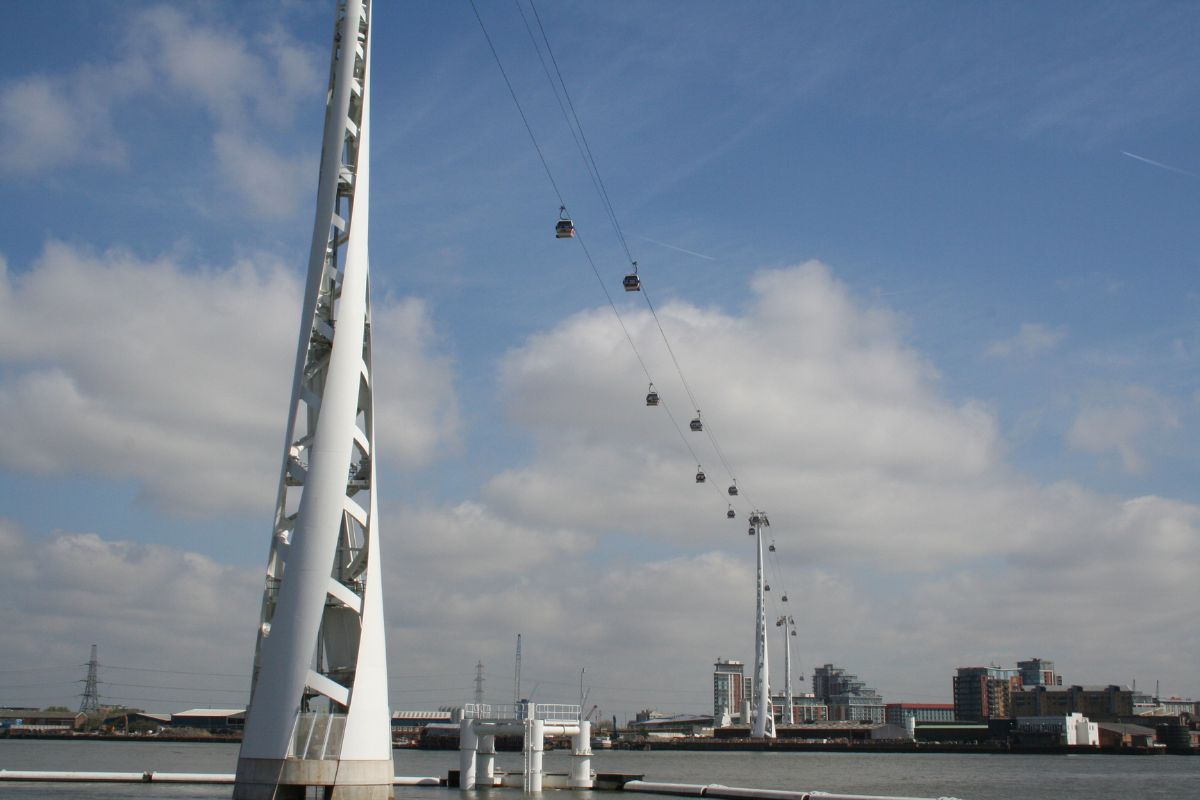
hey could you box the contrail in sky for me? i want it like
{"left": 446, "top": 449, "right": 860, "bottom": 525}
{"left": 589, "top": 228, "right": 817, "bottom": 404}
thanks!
{"left": 1121, "top": 151, "right": 1198, "bottom": 179}
{"left": 636, "top": 235, "right": 716, "bottom": 261}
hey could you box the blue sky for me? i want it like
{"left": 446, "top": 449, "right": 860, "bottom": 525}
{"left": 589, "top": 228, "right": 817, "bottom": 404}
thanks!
{"left": 0, "top": 1, "right": 1197, "bottom": 719}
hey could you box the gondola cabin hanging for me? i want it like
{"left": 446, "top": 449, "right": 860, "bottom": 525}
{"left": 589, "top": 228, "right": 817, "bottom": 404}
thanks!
{"left": 555, "top": 206, "right": 575, "bottom": 238}
{"left": 623, "top": 261, "right": 640, "bottom": 292}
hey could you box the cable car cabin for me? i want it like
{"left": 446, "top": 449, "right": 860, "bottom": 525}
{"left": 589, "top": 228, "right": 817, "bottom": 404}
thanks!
{"left": 781, "top": 594, "right": 789, "bottom": 602}
{"left": 764, "top": 584, "right": 770, "bottom": 591}
{"left": 690, "top": 416, "right": 703, "bottom": 432}
{"left": 727, "top": 507, "right": 736, "bottom": 519}
{"left": 623, "top": 273, "right": 641, "bottom": 292}
{"left": 747, "top": 526, "right": 755, "bottom": 536}
{"left": 728, "top": 483, "right": 738, "bottom": 496}
{"left": 555, "top": 219, "right": 576, "bottom": 238}
{"left": 749, "top": 514, "right": 761, "bottom": 526}
{"left": 768, "top": 543, "right": 775, "bottom": 552}
{"left": 646, "top": 384, "right": 659, "bottom": 406}
{"left": 791, "top": 629, "right": 797, "bottom": 636}
{"left": 695, "top": 468, "right": 706, "bottom": 483}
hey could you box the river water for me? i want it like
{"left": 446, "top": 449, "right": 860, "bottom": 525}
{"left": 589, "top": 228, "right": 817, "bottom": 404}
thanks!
{"left": 0, "top": 740, "right": 1196, "bottom": 800}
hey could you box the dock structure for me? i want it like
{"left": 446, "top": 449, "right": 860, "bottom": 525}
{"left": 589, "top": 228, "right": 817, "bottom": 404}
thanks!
{"left": 457, "top": 703, "right": 593, "bottom": 791}
{"left": 623, "top": 781, "right": 961, "bottom": 800}
{"left": 0, "top": 772, "right": 439, "bottom": 787}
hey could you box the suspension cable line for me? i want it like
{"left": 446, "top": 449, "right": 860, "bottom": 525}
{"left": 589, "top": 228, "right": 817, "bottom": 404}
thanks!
{"left": 513, "top": 0, "right": 629, "bottom": 261}
{"left": 468, "top": 0, "right": 566, "bottom": 207}
{"left": 524, "top": 0, "right": 636, "bottom": 265}
{"left": 469, "top": 0, "right": 736, "bottom": 509}
{"left": 514, "top": 0, "right": 755, "bottom": 507}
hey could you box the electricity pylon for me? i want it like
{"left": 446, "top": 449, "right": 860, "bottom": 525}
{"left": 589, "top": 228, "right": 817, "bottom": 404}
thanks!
{"left": 234, "top": 2, "right": 392, "bottom": 798}
{"left": 78, "top": 644, "right": 101, "bottom": 714}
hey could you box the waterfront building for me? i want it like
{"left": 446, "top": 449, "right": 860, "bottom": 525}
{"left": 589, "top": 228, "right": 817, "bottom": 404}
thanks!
{"left": 829, "top": 692, "right": 884, "bottom": 722}
{"left": 771, "top": 692, "right": 829, "bottom": 723}
{"left": 884, "top": 703, "right": 955, "bottom": 726}
{"left": 713, "top": 658, "right": 752, "bottom": 720}
{"left": 1015, "top": 713, "right": 1099, "bottom": 746}
{"left": 0, "top": 710, "right": 86, "bottom": 731}
{"left": 390, "top": 710, "right": 452, "bottom": 741}
{"left": 953, "top": 666, "right": 1021, "bottom": 720}
{"left": 812, "top": 664, "right": 884, "bottom": 723}
{"left": 170, "top": 708, "right": 246, "bottom": 732}
{"left": 1131, "top": 690, "right": 1158, "bottom": 715}
{"left": 1160, "top": 697, "right": 1199, "bottom": 717}
{"left": 1011, "top": 684, "right": 1133, "bottom": 721}
{"left": 1017, "top": 658, "right": 1060, "bottom": 687}
{"left": 1097, "top": 722, "right": 1157, "bottom": 748}
{"left": 629, "top": 714, "right": 714, "bottom": 737}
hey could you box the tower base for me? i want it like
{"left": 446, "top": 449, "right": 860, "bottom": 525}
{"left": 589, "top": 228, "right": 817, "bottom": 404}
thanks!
{"left": 234, "top": 757, "right": 395, "bottom": 800}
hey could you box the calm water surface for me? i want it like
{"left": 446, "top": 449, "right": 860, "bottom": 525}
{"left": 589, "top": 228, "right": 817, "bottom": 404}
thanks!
{"left": 1, "top": 740, "right": 1197, "bottom": 800}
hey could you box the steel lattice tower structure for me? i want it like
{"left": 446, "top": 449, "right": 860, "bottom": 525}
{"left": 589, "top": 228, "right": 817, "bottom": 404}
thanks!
{"left": 750, "top": 512, "right": 776, "bottom": 738}
{"left": 473, "top": 661, "right": 485, "bottom": 706}
{"left": 78, "top": 644, "right": 101, "bottom": 714}
{"left": 234, "top": 2, "right": 392, "bottom": 798}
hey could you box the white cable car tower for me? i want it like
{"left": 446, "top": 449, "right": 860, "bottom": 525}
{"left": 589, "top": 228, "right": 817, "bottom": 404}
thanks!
{"left": 234, "top": 2, "right": 392, "bottom": 798}
{"left": 776, "top": 614, "right": 795, "bottom": 726}
{"left": 749, "top": 512, "right": 775, "bottom": 738}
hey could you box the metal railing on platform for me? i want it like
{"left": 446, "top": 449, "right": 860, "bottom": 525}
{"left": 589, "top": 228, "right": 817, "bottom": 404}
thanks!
{"left": 462, "top": 702, "right": 581, "bottom": 722}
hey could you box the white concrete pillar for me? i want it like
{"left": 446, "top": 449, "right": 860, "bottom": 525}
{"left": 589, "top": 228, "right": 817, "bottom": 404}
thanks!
{"left": 478, "top": 734, "right": 496, "bottom": 786}
{"left": 569, "top": 720, "right": 592, "bottom": 788}
{"left": 742, "top": 700, "right": 752, "bottom": 726}
{"left": 528, "top": 718, "right": 545, "bottom": 792}
{"left": 459, "top": 719, "right": 478, "bottom": 790}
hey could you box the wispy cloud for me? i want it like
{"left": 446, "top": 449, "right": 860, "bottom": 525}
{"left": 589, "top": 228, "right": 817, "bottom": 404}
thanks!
{"left": 986, "top": 322, "right": 1067, "bottom": 359}
{"left": 636, "top": 235, "right": 715, "bottom": 261}
{"left": 1122, "top": 150, "right": 1198, "bottom": 179}
{"left": 1067, "top": 385, "right": 1180, "bottom": 474}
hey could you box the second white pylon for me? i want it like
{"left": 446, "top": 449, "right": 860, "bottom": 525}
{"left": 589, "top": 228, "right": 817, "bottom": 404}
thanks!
{"left": 234, "top": 2, "right": 392, "bottom": 799}
{"left": 751, "top": 512, "right": 776, "bottom": 739}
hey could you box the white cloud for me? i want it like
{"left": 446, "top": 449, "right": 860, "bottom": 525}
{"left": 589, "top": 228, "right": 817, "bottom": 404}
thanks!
{"left": 0, "top": 243, "right": 459, "bottom": 515}
{"left": 1067, "top": 385, "right": 1179, "bottom": 473}
{"left": 490, "top": 262, "right": 1005, "bottom": 569}
{"left": 0, "top": 5, "right": 321, "bottom": 219}
{"left": 986, "top": 322, "right": 1067, "bottom": 359}
{"left": 0, "top": 519, "right": 260, "bottom": 710}
{"left": 458, "top": 262, "right": 1197, "bottom": 702}
{"left": 3, "top": 259, "right": 1198, "bottom": 715}
{"left": 0, "top": 59, "right": 147, "bottom": 173}
{"left": 212, "top": 132, "right": 310, "bottom": 219}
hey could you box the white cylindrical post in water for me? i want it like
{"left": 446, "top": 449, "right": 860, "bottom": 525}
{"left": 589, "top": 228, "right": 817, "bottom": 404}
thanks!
{"left": 478, "top": 734, "right": 496, "bottom": 785}
{"left": 528, "top": 718, "right": 545, "bottom": 792}
{"left": 458, "top": 720, "right": 478, "bottom": 790}
{"left": 570, "top": 720, "right": 592, "bottom": 788}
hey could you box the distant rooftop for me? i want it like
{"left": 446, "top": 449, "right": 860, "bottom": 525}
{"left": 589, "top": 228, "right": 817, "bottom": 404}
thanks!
{"left": 172, "top": 708, "right": 245, "bottom": 718}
